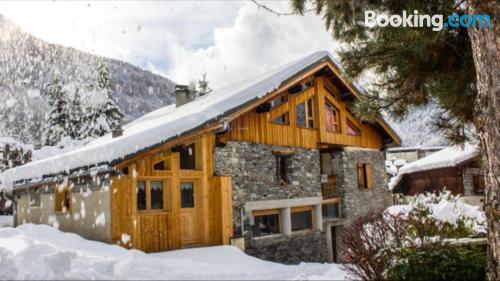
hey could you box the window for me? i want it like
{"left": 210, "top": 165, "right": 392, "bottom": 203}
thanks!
{"left": 121, "top": 167, "right": 129, "bottom": 175}
{"left": 54, "top": 185, "right": 71, "bottom": 213}
{"left": 357, "top": 163, "right": 372, "bottom": 189}
{"left": 324, "top": 102, "right": 340, "bottom": 133}
{"left": 276, "top": 155, "right": 290, "bottom": 185}
{"left": 271, "top": 112, "right": 290, "bottom": 125}
{"left": 322, "top": 200, "right": 340, "bottom": 219}
{"left": 296, "top": 98, "right": 315, "bottom": 128}
{"left": 473, "top": 174, "right": 485, "bottom": 195}
{"left": 153, "top": 158, "right": 171, "bottom": 171}
{"left": 136, "top": 181, "right": 147, "bottom": 210}
{"left": 29, "top": 189, "right": 41, "bottom": 208}
{"left": 180, "top": 143, "right": 196, "bottom": 170}
{"left": 269, "top": 94, "right": 287, "bottom": 109}
{"left": 252, "top": 210, "right": 280, "bottom": 237}
{"left": 291, "top": 208, "right": 313, "bottom": 232}
{"left": 150, "top": 181, "right": 164, "bottom": 210}
{"left": 136, "top": 180, "right": 170, "bottom": 212}
{"left": 180, "top": 182, "right": 195, "bottom": 208}
{"left": 346, "top": 120, "right": 361, "bottom": 136}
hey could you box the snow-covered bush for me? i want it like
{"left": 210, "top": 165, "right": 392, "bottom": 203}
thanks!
{"left": 342, "top": 191, "right": 486, "bottom": 281}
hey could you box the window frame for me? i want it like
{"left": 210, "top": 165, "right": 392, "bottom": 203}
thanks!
{"left": 29, "top": 189, "right": 41, "bottom": 209}
{"left": 270, "top": 112, "right": 290, "bottom": 126}
{"left": 54, "top": 184, "right": 72, "bottom": 213}
{"left": 357, "top": 163, "right": 373, "bottom": 190}
{"left": 346, "top": 119, "right": 361, "bottom": 136}
{"left": 324, "top": 101, "right": 341, "bottom": 133}
{"left": 135, "top": 178, "right": 171, "bottom": 213}
{"left": 180, "top": 181, "right": 196, "bottom": 209}
{"left": 296, "top": 97, "right": 315, "bottom": 129}
{"left": 251, "top": 209, "right": 281, "bottom": 238}
{"left": 291, "top": 206, "right": 314, "bottom": 233}
{"left": 152, "top": 157, "right": 172, "bottom": 171}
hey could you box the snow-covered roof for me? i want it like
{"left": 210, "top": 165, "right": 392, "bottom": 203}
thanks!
{"left": 389, "top": 143, "right": 480, "bottom": 190}
{"left": 0, "top": 51, "right": 402, "bottom": 191}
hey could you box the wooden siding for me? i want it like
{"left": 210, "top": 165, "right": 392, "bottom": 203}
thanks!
{"left": 399, "top": 167, "right": 464, "bottom": 196}
{"left": 110, "top": 132, "right": 233, "bottom": 253}
{"left": 225, "top": 76, "right": 383, "bottom": 149}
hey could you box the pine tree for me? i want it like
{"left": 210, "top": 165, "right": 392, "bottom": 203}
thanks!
{"left": 291, "top": 0, "right": 499, "bottom": 277}
{"left": 80, "top": 63, "right": 124, "bottom": 138}
{"left": 68, "top": 88, "right": 84, "bottom": 139}
{"left": 42, "top": 78, "right": 70, "bottom": 146}
{"left": 197, "top": 73, "right": 212, "bottom": 96}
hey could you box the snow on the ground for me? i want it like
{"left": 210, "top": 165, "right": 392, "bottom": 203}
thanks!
{"left": 0, "top": 215, "right": 12, "bottom": 227}
{"left": 0, "top": 224, "right": 347, "bottom": 280}
{"left": 386, "top": 191, "right": 486, "bottom": 233}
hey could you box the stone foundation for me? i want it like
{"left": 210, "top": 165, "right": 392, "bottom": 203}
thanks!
{"left": 244, "top": 231, "right": 328, "bottom": 264}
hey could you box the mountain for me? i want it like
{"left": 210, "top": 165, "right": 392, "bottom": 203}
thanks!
{"left": 0, "top": 15, "right": 176, "bottom": 145}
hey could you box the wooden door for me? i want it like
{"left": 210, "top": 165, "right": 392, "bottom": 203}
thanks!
{"left": 331, "top": 226, "right": 338, "bottom": 263}
{"left": 180, "top": 181, "right": 199, "bottom": 246}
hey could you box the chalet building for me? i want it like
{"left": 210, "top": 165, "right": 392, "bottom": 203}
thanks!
{"left": 385, "top": 146, "right": 445, "bottom": 164}
{"left": 390, "top": 144, "right": 484, "bottom": 201}
{"left": 0, "top": 51, "right": 401, "bottom": 264}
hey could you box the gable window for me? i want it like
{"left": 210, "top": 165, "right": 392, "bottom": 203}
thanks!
{"left": 357, "top": 163, "right": 373, "bottom": 189}
{"left": 137, "top": 180, "right": 170, "bottom": 212}
{"left": 296, "top": 98, "right": 315, "bottom": 128}
{"left": 180, "top": 143, "right": 196, "bottom": 170}
{"left": 252, "top": 210, "right": 280, "bottom": 237}
{"left": 346, "top": 120, "right": 361, "bottom": 136}
{"left": 29, "top": 189, "right": 41, "bottom": 208}
{"left": 153, "top": 157, "right": 171, "bottom": 171}
{"left": 269, "top": 94, "right": 287, "bottom": 109}
{"left": 54, "top": 185, "right": 71, "bottom": 213}
{"left": 324, "top": 102, "right": 340, "bottom": 133}
{"left": 291, "top": 207, "right": 313, "bottom": 232}
{"left": 271, "top": 112, "right": 290, "bottom": 125}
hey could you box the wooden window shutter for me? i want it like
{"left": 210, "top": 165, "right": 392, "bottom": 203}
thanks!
{"left": 366, "top": 164, "right": 373, "bottom": 189}
{"left": 357, "top": 162, "right": 365, "bottom": 189}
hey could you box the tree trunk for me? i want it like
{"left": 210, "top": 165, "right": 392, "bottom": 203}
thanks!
{"left": 467, "top": 1, "right": 500, "bottom": 280}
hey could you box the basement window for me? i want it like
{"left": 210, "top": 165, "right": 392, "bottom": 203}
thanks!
{"left": 252, "top": 210, "right": 280, "bottom": 237}
{"left": 291, "top": 207, "right": 313, "bottom": 232}
{"left": 54, "top": 185, "right": 71, "bottom": 213}
{"left": 357, "top": 163, "right": 372, "bottom": 190}
{"left": 180, "top": 143, "right": 196, "bottom": 170}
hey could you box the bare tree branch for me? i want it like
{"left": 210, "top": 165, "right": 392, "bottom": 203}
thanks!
{"left": 251, "top": 0, "right": 314, "bottom": 16}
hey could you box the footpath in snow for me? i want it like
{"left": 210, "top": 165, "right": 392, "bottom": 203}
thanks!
{"left": 0, "top": 224, "right": 347, "bottom": 280}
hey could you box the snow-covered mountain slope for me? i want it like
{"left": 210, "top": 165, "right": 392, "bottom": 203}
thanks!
{"left": 0, "top": 15, "right": 176, "bottom": 145}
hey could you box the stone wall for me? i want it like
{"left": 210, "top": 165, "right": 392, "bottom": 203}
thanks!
{"left": 325, "top": 147, "right": 391, "bottom": 223}
{"left": 214, "top": 141, "right": 321, "bottom": 230}
{"left": 244, "top": 231, "right": 328, "bottom": 264}
{"left": 15, "top": 176, "right": 112, "bottom": 242}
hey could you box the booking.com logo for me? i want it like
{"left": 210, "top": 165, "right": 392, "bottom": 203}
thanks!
{"left": 365, "top": 10, "right": 491, "bottom": 31}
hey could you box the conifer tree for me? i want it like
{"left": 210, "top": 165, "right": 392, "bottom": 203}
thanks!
{"left": 289, "top": 0, "right": 499, "bottom": 277}
{"left": 197, "top": 73, "right": 212, "bottom": 96}
{"left": 68, "top": 88, "right": 84, "bottom": 139}
{"left": 42, "top": 78, "right": 70, "bottom": 146}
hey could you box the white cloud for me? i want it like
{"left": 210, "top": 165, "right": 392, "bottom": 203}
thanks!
{"left": 1, "top": 1, "right": 339, "bottom": 87}
{"left": 166, "top": 2, "right": 340, "bottom": 88}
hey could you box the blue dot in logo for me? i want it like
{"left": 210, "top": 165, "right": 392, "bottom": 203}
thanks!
{"left": 444, "top": 22, "right": 448, "bottom": 27}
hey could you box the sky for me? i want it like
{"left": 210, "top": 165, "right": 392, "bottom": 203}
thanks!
{"left": 0, "top": 1, "right": 340, "bottom": 88}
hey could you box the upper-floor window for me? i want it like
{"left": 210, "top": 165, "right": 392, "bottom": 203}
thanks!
{"left": 346, "top": 120, "right": 361, "bottom": 136}
{"left": 324, "top": 102, "right": 340, "bottom": 133}
{"left": 269, "top": 94, "right": 287, "bottom": 109}
{"left": 296, "top": 98, "right": 315, "bottom": 128}
{"left": 271, "top": 112, "right": 290, "bottom": 125}
{"left": 153, "top": 157, "right": 171, "bottom": 171}
{"left": 357, "top": 162, "right": 373, "bottom": 189}
{"left": 180, "top": 143, "right": 196, "bottom": 170}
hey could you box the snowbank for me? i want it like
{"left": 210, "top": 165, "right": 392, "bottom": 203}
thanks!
{"left": 0, "top": 216, "right": 12, "bottom": 227}
{"left": 386, "top": 191, "right": 486, "bottom": 234}
{"left": 0, "top": 224, "right": 347, "bottom": 280}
